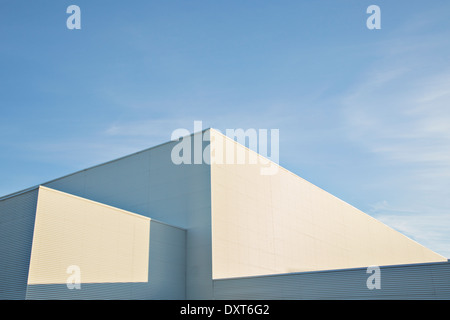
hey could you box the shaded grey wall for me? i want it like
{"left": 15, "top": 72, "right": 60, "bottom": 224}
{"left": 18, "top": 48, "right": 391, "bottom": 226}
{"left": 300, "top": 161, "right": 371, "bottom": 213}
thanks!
{"left": 25, "top": 220, "right": 186, "bottom": 300}
{"left": 213, "top": 260, "right": 450, "bottom": 300}
{"left": 0, "top": 189, "right": 38, "bottom": 299}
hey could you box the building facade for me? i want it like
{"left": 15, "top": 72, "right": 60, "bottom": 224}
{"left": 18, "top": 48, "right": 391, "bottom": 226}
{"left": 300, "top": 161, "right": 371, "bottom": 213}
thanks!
{"left": 0, "top": 129, "right": 448, "bottom": 299}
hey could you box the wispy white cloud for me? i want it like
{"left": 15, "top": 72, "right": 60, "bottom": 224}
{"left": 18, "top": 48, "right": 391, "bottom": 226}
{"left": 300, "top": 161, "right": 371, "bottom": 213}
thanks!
{"left": 341, "top": 30, "right": 450, "bottom": 257}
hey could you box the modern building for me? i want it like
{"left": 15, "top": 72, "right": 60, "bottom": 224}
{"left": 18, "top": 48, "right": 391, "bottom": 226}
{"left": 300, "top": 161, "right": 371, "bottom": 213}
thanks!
{"left": 0, "top": 128, "right": 448, "bottom": 300}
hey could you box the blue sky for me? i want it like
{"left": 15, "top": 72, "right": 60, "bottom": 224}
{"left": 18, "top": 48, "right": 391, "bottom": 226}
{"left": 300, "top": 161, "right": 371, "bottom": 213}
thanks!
{"left": 1, "top": 1, "right": 449, "bottom": 257}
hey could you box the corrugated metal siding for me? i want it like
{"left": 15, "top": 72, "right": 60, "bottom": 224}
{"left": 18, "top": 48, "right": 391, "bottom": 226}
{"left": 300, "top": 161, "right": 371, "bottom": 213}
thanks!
{"left": 0, "top": 134, "right": 212, "bottom": 299}
{"left": 42, "top": 133, "right": 213, "bottom": 299}
{"left": 0, "top": 189, "right": 38, "bottom": 299}
{"left": 213, "top": 261, "right": 450, "bottom": 300}
{"left": 25, "top": 219, "right": 186, "bottom": 300}
{"left": 146, "top": 220, "right": 186, "bottom": 299}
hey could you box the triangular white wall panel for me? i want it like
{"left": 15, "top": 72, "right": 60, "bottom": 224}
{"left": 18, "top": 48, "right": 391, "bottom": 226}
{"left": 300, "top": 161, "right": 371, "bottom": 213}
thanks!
{"left": 209, "top": 129, "right": 447, "bottom": 279}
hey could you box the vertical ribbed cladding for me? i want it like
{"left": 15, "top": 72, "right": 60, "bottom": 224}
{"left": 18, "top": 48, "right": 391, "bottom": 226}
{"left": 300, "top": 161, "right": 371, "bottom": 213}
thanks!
{"left": 213, "top": 261, "right": 450, "bottom": 300}
{"left": 0, "top": 188, "right": 39, "bottom": 299}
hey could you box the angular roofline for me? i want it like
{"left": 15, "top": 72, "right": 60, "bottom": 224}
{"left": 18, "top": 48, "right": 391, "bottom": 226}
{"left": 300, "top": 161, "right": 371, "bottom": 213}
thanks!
{"left": 213, "top": 259, "right": 450, "bottom": 281}
{"left": 208, "top": 129, "right": 448, "bottom": 261}
{"left": 1, "top": 127, "right": 447, "bottom": 259}
{"left": 0, "top": 128, "right": 211, "bottom": 202}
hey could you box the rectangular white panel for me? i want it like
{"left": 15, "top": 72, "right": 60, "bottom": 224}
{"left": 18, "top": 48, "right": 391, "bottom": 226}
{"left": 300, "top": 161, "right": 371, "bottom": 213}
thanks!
{"left": 28, "top": 186, "right": 150, "bottom": 284}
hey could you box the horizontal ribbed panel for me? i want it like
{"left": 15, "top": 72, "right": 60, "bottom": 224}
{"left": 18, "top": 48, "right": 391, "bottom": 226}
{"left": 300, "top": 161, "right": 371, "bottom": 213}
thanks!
{"left": 213, "top": 261, "right": 450, "bottom": 300}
